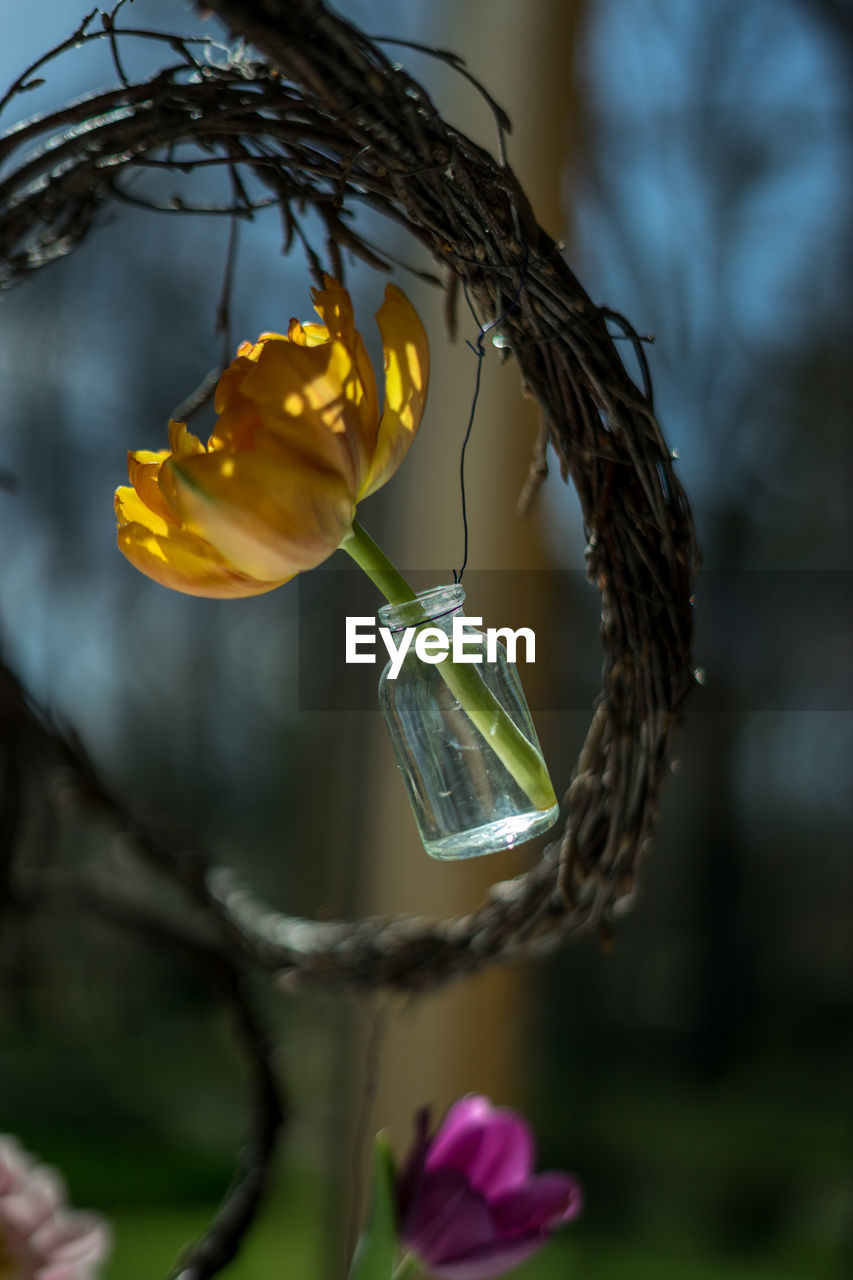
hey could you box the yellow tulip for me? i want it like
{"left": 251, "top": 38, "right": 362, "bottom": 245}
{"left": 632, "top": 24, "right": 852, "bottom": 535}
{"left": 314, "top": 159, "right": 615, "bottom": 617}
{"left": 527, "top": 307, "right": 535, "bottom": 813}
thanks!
{"left": 115, "top": 278, "right": 429, "bottom": 597}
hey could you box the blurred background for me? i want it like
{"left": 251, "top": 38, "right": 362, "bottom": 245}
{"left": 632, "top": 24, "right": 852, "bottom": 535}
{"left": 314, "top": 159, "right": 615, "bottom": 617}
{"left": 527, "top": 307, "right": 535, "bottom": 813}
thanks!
{"left": 0, "top": 1, "right": 851, "bottom": 1278}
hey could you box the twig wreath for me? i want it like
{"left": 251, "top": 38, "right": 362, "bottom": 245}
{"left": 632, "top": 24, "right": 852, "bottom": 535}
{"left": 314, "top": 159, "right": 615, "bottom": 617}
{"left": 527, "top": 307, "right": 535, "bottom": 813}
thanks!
{"left": 0, "top": 2, "right": 699, "bottom": 1276}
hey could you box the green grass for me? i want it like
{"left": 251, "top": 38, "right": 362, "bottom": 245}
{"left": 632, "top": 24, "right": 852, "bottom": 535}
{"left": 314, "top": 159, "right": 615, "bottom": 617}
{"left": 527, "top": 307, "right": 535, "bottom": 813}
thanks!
{"left": 106, "top": 1205, "right": 320, "bottom": 1280}
{"left": 528, "top": 1234, "right": 841, "bottom": 1280}
{"left": 105, "top": 1173, "right": 324, "bottom": 1279}
{"left": 104, "top": 1205, "right": 842, "bottom": 1280}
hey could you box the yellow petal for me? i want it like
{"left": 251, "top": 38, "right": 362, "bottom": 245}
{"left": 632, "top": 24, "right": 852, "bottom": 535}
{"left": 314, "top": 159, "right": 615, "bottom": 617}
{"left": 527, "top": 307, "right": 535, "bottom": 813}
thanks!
{"left": 212, "top": 386, "right": 363, "bottom": 497}
{"left": 131, "top": 449, "right": 170, "bottom": 466}
{"left": 254, "top": 422, "right": 361, "bottom": 498}
{"left": 215, "top": 355, "right": 258, "bottom": 414}
{"left": 208, "top": 397, "right": 260, "bottom": 454}
{"left": 359, "top": 283, "right": 429, "bottom": 499}
{"left": 116, "top": 483, "right": 170, "bottom": 538}
{"left": 168, "top": 419, "right": 206, "bottom": 458}
{"left": 286, "top": 318, "right": 331, "bottom": 349}
{"left": 162, "top": 449, "right": 355, "bottom": 582}
{"left": 231, "top": 335, "right": 372, "bottom": 494}
{"left": 127, "top": 449, "right": 175, "bottom": 524}
{"left": 310, "top": 276, "right": 355, "bottom": 342}
{"left": 310, "top": 278, "right": 379, "bottom": 436}
{"left": 235, "top": 333, "right": 288, "bottom": 362}
{"left": 216, "top": 333, "right": 293, "bottom": 413}
{"left": 296, "top": 322, "right": 330, "bottom": 348}
{"left": 115, "top": 486, "right": 286, "bottom": 598}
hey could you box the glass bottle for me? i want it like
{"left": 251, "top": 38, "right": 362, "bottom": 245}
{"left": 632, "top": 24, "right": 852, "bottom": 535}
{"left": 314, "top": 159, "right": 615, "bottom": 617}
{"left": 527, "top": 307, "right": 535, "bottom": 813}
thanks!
{"left": 377, "top": 585, "right": 559, "bottom": 859}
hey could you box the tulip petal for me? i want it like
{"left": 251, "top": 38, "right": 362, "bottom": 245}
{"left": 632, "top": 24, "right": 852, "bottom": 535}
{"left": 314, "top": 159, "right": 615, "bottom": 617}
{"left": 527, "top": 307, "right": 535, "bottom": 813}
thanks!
{"left": 224, "top": 335, "right": 372, "bottom": 495}
{"left": 462, "top": 1115, "right": 536, "bottom": 1198}
{"left": 292, "top": 320, "right": 330, "bottom": 348}
{"left": 168, "top": 419, "right": 205, "bottom": 459}
{"left": 32, "top": 1211, "right": 111, "bottom": 1279}
{"left": 163, "top": 449, "right": 354, "bottom": 582}
{"left": 127, "top": 450, "right": 175, "bottom": 524}
{"left": 310, "top": 277, "right": 356, "bottom": 343}
{"left": 116, "top": 486, "right": 286, "bottom": 598}
{"left": 0, "top": 1164, "right": 64, "bottom": 1237}
{"left": 428, "top": 1096, "right": 493, "bottom": 1145}
{"left": 115, "top": 484, "right": 170, "bottom": 539}
{"left": 426, "top": 1098, "right": 535, "bottom": 1198}
{"left": 360, "top": 283, "right": 429, "bottom": 499}
{"left": 490, "top": 1172, "right": 583, "bottom": 1234}
{"left": 311, "top": 277, "right": 380, "bottom": 435}
{"left": 403, "top": 1168, "right": 494, "bottom": 1263}
{"left": 215, "top": 354, "right": 259, "bottom": 415}
{"left": 426, "top": 1237, "right": 543, "bottom": 1280}
{"left": 0, "top": 1139, "right": 110, "bottom": 1280}
{"left": 0, "top": 1138, "right": 31, "bottom": 1196}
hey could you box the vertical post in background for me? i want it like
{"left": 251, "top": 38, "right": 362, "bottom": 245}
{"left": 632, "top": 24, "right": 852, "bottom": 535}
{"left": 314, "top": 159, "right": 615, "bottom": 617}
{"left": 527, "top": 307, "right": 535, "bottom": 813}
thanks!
{"left": 326, "top": 2, "right": 586, "bottom": 1272}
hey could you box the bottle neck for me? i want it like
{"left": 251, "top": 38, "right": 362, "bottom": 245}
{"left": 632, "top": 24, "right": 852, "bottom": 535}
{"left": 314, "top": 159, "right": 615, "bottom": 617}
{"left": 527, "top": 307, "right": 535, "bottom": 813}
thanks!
{"left": 378, "top": 584, "right": 465, "bottom": 633}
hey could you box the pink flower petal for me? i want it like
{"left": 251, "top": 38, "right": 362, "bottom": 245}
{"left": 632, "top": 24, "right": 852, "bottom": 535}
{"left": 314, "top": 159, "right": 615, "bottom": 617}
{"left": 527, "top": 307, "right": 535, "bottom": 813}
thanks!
{"left": 491, "top": 1172, "right": 584, "bottom": 1234}
{"left": 426, "top": 1099, "right": 535, "bottom": 1197}
{"left": 428, "top": 1236, "right": 544, "bottom": 1280}
{"left": 462, "top": 1115, "right": 537, "bottom": 1198}
{"left": 0, "top": 1138, "right": 33, "bottom": 1197}
{"left": 37, "top": 1235, "right": 109, "bottom": 1280}
{"left": 33, "top": 1211, "right": 110, "bottom": 1266}
{"left": 428, "top": 1097, "right": 493, "bottom": 1151}
{"left": 1, "top": 1166, "right": 65, "bottom": 1238}
{"left": 403, "top": 1168, "right": 495, "bottom": 1263}
{"left": 0, "top": 1139, "right": 108, "bottom": 1280}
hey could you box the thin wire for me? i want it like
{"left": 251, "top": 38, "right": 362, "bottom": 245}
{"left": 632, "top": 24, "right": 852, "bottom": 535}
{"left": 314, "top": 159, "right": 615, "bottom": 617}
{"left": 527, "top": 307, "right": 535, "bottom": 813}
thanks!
{"left": 454, "top": 248, "right": 530, "bottom": 583}
{"left": 387, "top": 603, "right": 460, "bottom": 634}
{"left": 215, "top": 199, "right": 240, "bottom": 368}
{"left": 453, "top": 343, "right": 480, "bottom": 584}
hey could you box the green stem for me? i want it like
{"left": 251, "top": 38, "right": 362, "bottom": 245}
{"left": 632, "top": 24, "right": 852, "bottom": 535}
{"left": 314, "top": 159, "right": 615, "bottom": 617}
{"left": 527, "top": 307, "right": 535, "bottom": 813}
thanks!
{"left": 340, "top": 520, "right": 416, "bottom": 605}
{"left": 340, "top": 521, "right": 557, "bottom": 812}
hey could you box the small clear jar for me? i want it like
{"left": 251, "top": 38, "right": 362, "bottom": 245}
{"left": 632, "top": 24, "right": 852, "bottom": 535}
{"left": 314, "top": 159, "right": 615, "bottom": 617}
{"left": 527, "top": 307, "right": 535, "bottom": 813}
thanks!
{"left": 377, "top": 584, "right": 559, "bottom": 859}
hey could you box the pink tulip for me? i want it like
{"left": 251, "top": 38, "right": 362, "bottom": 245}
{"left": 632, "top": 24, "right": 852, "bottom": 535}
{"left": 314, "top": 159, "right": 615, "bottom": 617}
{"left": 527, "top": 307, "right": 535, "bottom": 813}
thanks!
{"left": 396, "top": 1096, "right": 582, "bottom": 1280}
{"left": 0, "top": 1137, "right": 110, "bottom": 1280}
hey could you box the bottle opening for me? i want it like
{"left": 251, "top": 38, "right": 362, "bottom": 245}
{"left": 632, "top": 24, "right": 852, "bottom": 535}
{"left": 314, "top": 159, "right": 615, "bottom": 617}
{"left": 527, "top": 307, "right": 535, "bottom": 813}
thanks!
{"left": 378, "top": 584, "right": 465, "bottom": 632}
